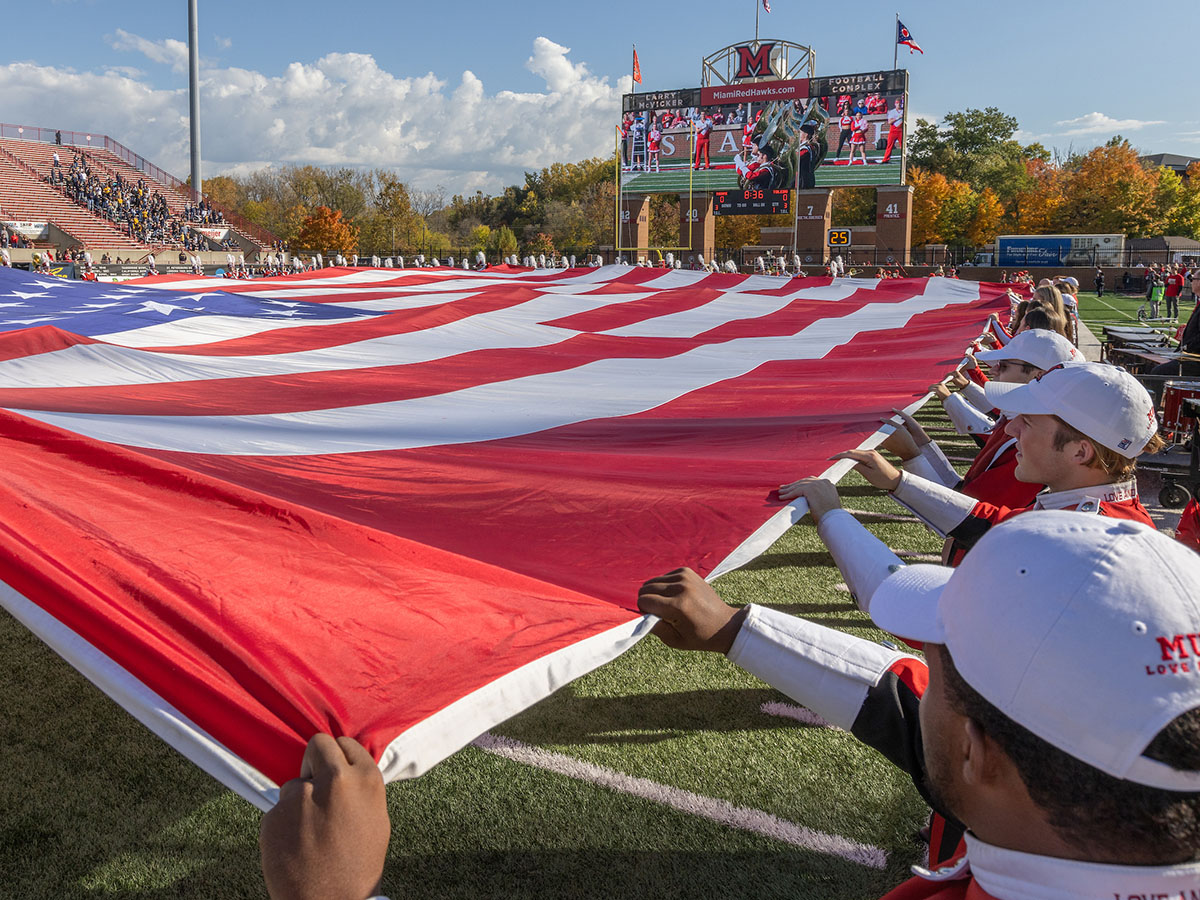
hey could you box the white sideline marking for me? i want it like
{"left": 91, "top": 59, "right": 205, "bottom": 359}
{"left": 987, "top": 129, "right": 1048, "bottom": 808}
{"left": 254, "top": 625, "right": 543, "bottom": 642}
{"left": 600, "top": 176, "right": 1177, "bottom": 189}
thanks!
{"left": 760, "top": 701, "right": 843, "bottom": 732}
{"left": 472, "top": 732, "right": 886, "bottom": 869}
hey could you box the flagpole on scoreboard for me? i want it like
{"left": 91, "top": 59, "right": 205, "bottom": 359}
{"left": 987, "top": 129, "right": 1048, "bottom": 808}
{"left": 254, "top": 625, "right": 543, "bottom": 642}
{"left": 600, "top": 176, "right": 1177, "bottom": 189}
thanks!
{"left": 755, "top": 0, "right": 760, "bottom": 43}
{"left": 893, "top": 13, "right": 899, "bottom": 70}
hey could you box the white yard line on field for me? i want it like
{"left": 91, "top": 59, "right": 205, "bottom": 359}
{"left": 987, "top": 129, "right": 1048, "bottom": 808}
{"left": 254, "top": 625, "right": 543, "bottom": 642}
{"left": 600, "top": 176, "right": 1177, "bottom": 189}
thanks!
{"left": 472, "top": 732, "right": 887, "bottom": 869}
{"left": 760, "top": 701, "right": 842, "bottom": 731}
{"left": 1088, "top": 294, "right": 1138, "bottom": 321}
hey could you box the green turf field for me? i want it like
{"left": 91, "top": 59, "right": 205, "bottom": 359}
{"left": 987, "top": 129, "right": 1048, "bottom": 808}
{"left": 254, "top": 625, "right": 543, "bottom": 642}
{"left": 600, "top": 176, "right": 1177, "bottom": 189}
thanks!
{"left": 0, "top": 408, "right": 977, "bottom": 899}
{"left": 1074, "top": 290, "right": 1186, "bottom": 334}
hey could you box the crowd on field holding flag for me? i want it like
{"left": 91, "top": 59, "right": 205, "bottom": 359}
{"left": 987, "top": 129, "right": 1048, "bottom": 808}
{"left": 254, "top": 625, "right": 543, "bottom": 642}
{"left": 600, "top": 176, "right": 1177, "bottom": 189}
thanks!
{"left": 22, "top": 13, "right": 1194, "bottom": 898}
{"left": 257, "top": 258, "right": 1200, "bottom": 900}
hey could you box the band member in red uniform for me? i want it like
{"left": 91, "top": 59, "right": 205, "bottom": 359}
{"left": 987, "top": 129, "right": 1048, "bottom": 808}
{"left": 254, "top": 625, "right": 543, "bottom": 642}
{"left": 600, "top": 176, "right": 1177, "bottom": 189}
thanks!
{"left": 880, "top": 98, "right": 904, "bottom": 164}
{"left": 693, "top": 111, "right": 714, "bottom": 170}
{"left": 630, "top": 512, "right": 1200, "bottom": 900}
{"left": 884, "top": 330, "right": 1082, "bottom": 564}
{"left": 782, "top": 362, "right": 1162, "bottom": 571}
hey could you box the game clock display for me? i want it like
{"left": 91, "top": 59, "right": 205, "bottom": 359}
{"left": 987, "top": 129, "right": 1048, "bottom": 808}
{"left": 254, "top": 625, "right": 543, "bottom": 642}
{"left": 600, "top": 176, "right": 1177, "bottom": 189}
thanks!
{"left": 713, "top": 189, "right": 790, "bottom": 216}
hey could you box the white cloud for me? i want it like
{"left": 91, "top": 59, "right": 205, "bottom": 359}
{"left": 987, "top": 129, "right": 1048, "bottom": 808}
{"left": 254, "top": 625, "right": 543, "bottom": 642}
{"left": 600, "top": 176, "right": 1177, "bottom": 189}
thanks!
{"left": 0, "top": 35, "right": 623, "bottom": 195}
{"left": 107, "top": 28, "right": 189, "bottom": 74}
{"left": 214, "top": 35, "right": 232, "bottom": 50}
{"left": 1054, "top": 111, "right": 1165, "bottom": 136}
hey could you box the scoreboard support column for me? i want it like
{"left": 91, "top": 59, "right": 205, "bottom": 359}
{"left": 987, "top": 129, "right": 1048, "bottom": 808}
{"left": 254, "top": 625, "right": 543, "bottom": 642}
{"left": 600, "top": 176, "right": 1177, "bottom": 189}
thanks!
{"left": 619, "top": 195, "right": 650, "bottom": 260}
{"left": 875, "top": 185, "right": 913, "bottom": 266}
{"left": 679, "top": 194, "right": 715, "bottom": 261}
{"left": 793, "top": 189, "right": 833, "bottom": 264}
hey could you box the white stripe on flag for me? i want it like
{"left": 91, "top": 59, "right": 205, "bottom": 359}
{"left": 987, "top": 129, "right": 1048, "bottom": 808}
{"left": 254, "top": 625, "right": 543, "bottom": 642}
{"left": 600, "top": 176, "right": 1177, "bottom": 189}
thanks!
{"left": 0, "top": 280, "right": 976, "bottom": 389}
{"left": 601, "top": 281, "right": 873, "bottom": 338}
{"left": 9, "top": 287, "right": 984, "bottom": 455}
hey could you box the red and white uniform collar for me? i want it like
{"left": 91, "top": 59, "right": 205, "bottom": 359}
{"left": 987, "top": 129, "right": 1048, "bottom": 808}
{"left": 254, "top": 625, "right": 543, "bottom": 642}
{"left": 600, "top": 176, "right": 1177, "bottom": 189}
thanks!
{"left": 911, "top": 833, "right": 1200, "bottom": 899}
{"left": 1033, "top": 480, "right": 1137, "bottom": 513}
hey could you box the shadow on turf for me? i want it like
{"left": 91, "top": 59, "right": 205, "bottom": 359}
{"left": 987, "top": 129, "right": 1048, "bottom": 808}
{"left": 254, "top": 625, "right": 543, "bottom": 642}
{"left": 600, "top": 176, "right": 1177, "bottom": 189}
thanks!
{"left": 0, "top": 609, "right": 264, "bottom": 898}
{"left": 505, "top": 685, "right": 836, "bottom": 746}
{"left": 375, "top": 849, "right": 898, "bottom": 900}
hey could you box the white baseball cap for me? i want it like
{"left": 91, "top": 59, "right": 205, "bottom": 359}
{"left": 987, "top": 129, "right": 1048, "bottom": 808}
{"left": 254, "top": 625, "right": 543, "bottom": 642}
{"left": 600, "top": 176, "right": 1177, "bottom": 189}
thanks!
{"left": 975, "top": 329, "right": 1081, "bottom": 372}
{"left": 870, "top": 511, "right": 1200, "bottom": 791}
{"left": 983, "top": 361, "right": 1157, "bottom": 456}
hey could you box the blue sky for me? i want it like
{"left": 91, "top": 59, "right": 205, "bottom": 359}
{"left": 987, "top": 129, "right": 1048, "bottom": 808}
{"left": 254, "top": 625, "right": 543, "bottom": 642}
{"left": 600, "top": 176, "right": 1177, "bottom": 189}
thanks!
{"left": 4, "top": 0, "right": 1195, "bottom": 194}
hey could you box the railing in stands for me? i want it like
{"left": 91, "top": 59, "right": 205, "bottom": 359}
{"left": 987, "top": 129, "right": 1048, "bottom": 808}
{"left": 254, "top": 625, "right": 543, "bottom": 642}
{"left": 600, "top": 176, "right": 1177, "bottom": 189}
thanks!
{"left": 0, "top": 122, "right": 280, "bottom": 250}
{"left": 0, "top": 143, "right": 42, "bottom": 180}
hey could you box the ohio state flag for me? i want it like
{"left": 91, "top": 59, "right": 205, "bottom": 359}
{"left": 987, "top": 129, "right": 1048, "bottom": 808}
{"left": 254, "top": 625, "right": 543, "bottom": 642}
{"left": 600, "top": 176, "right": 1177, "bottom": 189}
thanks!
{"left": 897, "top": 19, "right": 924, "bottom": 54}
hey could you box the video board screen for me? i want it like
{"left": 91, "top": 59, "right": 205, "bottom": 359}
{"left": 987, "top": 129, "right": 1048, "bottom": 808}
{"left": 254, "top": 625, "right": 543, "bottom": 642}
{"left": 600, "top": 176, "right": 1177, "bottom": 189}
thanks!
{"left": 619, "top": 70, "right": 907, "bottom": 194}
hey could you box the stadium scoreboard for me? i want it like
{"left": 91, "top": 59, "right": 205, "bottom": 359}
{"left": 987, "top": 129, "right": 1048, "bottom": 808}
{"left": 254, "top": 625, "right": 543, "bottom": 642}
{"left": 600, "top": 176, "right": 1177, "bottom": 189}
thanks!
{"left": 713, "top": 189, "right": 790, "bottom": 216}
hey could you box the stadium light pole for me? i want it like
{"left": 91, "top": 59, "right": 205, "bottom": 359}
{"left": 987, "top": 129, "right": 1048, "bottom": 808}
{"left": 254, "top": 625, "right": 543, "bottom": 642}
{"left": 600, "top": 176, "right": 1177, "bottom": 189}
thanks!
{"left": 188, "top": 0, "right": 203, "bottom": 197}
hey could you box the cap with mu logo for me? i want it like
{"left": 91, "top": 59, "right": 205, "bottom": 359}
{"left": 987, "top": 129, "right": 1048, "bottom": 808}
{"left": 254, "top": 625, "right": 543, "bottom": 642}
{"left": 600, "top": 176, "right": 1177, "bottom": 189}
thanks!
{"left": 870, "top": 511, "right": 1200, "bottom": 791}
{"left": 983, "top": 361, "right": 1157, "bottom": 456}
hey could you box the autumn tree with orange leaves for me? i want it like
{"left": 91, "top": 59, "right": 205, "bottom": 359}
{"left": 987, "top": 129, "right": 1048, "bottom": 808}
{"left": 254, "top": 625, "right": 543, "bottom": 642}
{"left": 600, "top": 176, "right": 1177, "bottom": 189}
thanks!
{"left": 293, "top": 206, "right": 359, "bottom": 253}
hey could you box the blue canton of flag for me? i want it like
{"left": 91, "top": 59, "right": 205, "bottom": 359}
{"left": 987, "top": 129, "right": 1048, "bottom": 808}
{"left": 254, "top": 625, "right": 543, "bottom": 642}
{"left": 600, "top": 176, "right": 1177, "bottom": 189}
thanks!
{"left": 0, "top": 269, "right": 381, "bottom": 339}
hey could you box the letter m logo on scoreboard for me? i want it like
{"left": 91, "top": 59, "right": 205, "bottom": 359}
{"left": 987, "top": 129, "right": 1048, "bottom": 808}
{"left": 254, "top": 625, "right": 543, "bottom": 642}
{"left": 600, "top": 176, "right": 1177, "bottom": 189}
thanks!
{"left": 734, "top": 43, "right": 777, "bottom": 79}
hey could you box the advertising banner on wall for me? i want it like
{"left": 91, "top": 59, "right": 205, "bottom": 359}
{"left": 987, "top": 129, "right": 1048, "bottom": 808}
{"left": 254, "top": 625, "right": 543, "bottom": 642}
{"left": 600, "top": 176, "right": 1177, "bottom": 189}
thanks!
{"left": 3, "top": 221, "right": 50, "bottom": 240}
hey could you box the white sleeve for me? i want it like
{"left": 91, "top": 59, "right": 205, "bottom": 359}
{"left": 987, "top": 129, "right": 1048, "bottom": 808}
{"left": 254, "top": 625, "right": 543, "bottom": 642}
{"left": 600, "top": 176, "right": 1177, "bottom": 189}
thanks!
{"left": 960, "top": 381, "right": 991, "bottom": 414}
{"left": 815, "top": 509, "right": 905, "bottom": 614}
{"left": 889, "top": 472, "right": 977, "bottom": 538}
{"left": 900, "top": 453, "right": 943, "bottom": 485}
{"left": 903, "top": 441, "right": 961, "bottom": 489}
{"left": 727, "top": 603, "right": 914, "bottom": 730}
{"left": 942, "top": 392, "right": 995, "bottom": 436}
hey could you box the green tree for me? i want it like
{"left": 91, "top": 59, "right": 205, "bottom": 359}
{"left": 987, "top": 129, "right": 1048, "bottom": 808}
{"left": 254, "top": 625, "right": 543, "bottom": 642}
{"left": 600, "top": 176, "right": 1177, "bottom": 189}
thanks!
{"left": 488, "top": 225, "right": 518, "bottom": 254}
{"left": 469, "top": 224, "right": 492, "bottom": 252}
{"left": 831, "top": 187, "right": 876, "bottom": 227}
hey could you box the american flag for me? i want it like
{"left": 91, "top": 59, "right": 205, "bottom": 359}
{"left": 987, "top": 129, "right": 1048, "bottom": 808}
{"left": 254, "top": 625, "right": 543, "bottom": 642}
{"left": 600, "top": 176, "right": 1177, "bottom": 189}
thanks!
{"left": 0, "top": 265, "right": 1003, "bottom": 805}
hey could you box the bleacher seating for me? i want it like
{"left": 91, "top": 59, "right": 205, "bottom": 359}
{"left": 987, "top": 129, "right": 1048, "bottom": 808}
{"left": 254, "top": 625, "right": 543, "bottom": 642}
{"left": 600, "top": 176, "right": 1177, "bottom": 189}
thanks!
{"left": 0, "top": 136, "right": 272, "bottom": 253}
{"left": 0, "top": 146, "right": 148, "bottom": 251}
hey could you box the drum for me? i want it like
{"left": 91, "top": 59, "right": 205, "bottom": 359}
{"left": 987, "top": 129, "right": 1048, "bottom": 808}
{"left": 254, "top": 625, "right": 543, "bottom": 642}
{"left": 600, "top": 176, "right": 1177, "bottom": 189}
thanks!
{"left": 1161, "top": 381, "right": 1200, "bottom": 433}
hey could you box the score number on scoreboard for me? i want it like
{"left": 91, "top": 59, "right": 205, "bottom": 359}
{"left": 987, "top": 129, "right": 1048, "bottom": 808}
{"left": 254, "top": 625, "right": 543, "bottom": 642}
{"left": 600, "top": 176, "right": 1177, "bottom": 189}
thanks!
{"left": 713, "top": 189, "right": 790, "bottom": 216}
{"left": 827, "top": 228, "right": 852, "bottom": 246}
